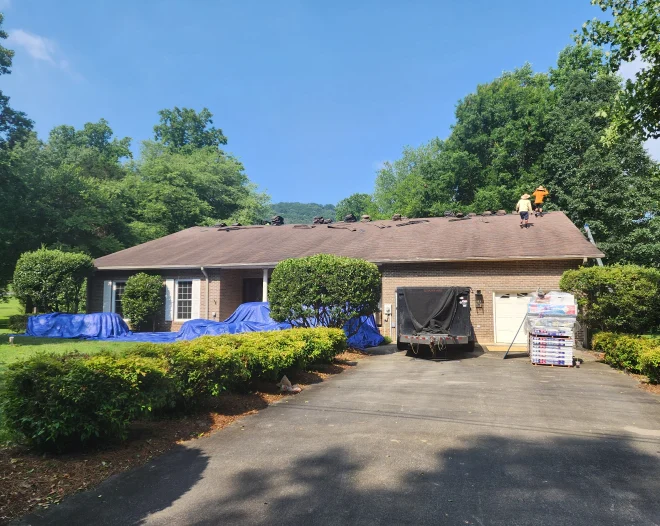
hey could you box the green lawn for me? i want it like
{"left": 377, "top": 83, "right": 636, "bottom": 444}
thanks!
{"left": 0, "top": 335, "right": 137, "bottom": 372}
{"left": 0, "top": 297, "right": 22, "bottom": 334}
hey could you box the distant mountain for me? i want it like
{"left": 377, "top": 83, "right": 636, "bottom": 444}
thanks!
{"left": 271, "top": 202, "right": 336, "bottom": 224}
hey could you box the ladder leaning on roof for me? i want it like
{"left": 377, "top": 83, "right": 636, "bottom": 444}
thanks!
{"left": 583, "top": 223, "right": 603, "bottom": 267}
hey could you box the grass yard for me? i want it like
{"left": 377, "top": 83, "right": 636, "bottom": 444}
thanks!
{"left": 0, "top": 297, "right": 22, "bottom": 334}
{"left": 0, "top": 335, "right": 137, "bottom": 372}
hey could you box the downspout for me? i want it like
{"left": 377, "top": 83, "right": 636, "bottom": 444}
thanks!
{"left": 201, "top": 267, "right": 210, "bottom": 319}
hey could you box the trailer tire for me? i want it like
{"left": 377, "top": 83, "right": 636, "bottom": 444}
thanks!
{"left": 466, "top": 340, "right": 476, "bottom": 352}
{"left": 397, "top": 338, "right": 407, "bottom": 351}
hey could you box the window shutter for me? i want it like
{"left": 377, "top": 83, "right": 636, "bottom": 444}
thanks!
{"left": 191, "top": 279, "right": 201, "bottom": 320}
{"left": 164, "top": 279, "right": 175, "bottom": 321}
{"left": 102, "top": 281, "right": 112, "bottom": 312}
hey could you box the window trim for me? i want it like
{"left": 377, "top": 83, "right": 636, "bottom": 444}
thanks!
{"left": 174, "top": 279, "right": 194, "bottom": 322}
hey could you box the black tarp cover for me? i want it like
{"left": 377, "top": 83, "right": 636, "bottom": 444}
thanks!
{"left": 403, "top": 287, "right": 469, "bottom": 334}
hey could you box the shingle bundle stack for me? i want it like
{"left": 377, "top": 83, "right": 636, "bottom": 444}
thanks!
{"left": 525, "top": 291, "right": 577, "bottom": 366}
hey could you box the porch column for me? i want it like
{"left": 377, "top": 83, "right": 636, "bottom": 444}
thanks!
{"left": 262, "top": 268, "right": 269, "bottom": 302}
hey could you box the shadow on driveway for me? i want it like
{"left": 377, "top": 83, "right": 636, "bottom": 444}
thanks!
{"left": 181, "top": 434, "right": 660, "bottom": 526}
{"left": 19, "top": 446, "right": 209, "bottom": 526}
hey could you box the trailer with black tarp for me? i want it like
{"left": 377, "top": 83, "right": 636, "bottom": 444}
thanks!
{"left": 396, "top": 286, "right": 474, "bottom": 358}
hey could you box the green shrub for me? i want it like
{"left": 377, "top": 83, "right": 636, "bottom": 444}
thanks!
{"left": 12, "top": 248, "right": 94, "bottom": 314}
{"left": 0, "top": 353, "right": 169, "bottom": 450}
{"left": 122, "top": 273, "right": 164, "bottom": 331}
{"left": 8, "top": 314, "right": 32, "bottom": 333}
{"left": 269, "top": 254, "right": 381, "bottom": 336}
{"left": 1, "top": 328, "right": 347, "bottom": 450}
{"left": 592, "top": 332, "right": 660, "bottom": 383}
{"left": 639, "top": 346, "right": 660, "bottom": 384}
{"left": 560, "top": 265, "right": 660, "bottom": 334}
{"left": 130, "top": 339, "right": 250, "bottom": 408}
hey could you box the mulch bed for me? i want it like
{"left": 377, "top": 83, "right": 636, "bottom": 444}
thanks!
{"left": 0, "top": 350, "right": 367, "bottom": 523}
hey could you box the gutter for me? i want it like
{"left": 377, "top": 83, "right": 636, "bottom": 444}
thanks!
{"left": 200, "top": 267, "right": 210, "bottom": 320}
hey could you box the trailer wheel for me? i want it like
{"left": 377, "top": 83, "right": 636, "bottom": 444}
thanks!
{"left": 397, "top": 338, "right": 407, "bottom": 351}
{"left": 466, "top": 340, "right": 476, "bottom": 352}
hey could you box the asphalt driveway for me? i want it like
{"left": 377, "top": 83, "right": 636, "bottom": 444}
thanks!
{"left": 20, "top": 348, "right": 660, "bottom": 526}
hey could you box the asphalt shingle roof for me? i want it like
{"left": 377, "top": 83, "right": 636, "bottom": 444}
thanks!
{"left": 94, "top": 212, "right": 604, "bottom": 269}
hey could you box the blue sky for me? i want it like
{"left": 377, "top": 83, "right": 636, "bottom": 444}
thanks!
{"left": 3, "top": 0, "right": 656, "bottom": 204}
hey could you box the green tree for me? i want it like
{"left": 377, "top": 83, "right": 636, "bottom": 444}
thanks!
{"left": 543, "top": 45, "right": 660, "bottom": 265}
{"left": 124, "top": 141, "right": 270, "bottom": 240}
{"left": 0, "top": 13, "right": 34, "bottom": 294}
{"left": 578, "top": 0, "right": 660, "bottom": 139}
{"left": 373, "top": 140, "right": 444, "bottom": 218}
{"left": 269, "top": 254, "right": 381, "bottom": 334}
{"left": 270, "top": 202, "right": 336, "bottom": 224}
{"left": 153, "top": 107, "right": 227, "bottom": 153}
{"left": 121, "top": 273, "right": 164, "bottom": 330}
{"left": 13, "top": 248, "right": 94, "bottom": 313}
{"left": 335, "top": 193, "right": 374, "bottom": 221}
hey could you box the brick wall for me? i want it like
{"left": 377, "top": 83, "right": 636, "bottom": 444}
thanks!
{"left": 88, "top": 268, "right": 271, "bottom": 331}
{"left": 379, "top": 259, "right": 580, "bottom": 344}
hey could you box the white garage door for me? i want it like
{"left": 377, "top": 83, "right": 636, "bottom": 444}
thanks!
{"left": 495, "top": 292, "right": 533, "bottom": 344}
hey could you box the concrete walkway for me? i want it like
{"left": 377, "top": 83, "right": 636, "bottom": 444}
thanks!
{"left": 20, "top": 347, "right": 660, "bottom": 526}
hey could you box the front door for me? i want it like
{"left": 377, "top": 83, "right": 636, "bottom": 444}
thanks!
{"left": 242, "top": 278, "right": 262, "bottom": 303}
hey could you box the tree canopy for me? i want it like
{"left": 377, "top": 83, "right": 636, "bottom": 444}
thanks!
{"left": 270, "top": 202, "right": 336, "bottom": 224}
{"left": 578, "top": 0, "right": 660, "bottom": 140}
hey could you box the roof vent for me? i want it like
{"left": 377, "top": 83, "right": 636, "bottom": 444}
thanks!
{"left": 271, "top": 215, "right": 284, "bottom": 226}
{"left": 344, "top": 214, "right": 357, "bottom": 223}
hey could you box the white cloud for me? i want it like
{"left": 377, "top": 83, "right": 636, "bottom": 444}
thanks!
{"left": 6, "top": 28, "right": 81, "bottom": 79}
{"left": 7, "top": 29, "right": 57, "bottom": 64}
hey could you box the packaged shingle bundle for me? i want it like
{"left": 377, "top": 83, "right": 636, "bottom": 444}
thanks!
{"left": 527, "top": 291, "right": 577, "bottom": 316}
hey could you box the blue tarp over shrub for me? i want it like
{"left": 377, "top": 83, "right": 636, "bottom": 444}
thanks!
{"left": 25, "top": 302, "right": 384, "bottom": 349}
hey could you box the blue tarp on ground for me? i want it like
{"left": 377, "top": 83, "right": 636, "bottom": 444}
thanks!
{"left": 26, "top": 312, "right": 131, "bottom": 339}
{"left": 25, "top": 302, "right": 384, "bottom": 349}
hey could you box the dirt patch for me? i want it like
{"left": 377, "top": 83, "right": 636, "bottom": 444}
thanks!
{"left": 0, "top": 354, "right": 365, "bottom": 523}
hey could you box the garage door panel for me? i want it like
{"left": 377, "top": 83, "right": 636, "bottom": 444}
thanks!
{"left": 495, "top": 292, "right": 532, "bottom": 344}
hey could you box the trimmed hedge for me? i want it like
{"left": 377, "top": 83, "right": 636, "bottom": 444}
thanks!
{"left": 0, "top": 328, "right": 346, "bottom": 450}
{"left": 592, "top": 332, "right": 660, "bottom": 383}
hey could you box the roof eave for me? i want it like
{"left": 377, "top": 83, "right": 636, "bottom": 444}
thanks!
{"left": 94, "top": 254, "right": 603, "bottom": 271}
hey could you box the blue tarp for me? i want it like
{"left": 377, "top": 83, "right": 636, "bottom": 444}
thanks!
{"left": 25, "top": 302, "right": 384, "bottom": 349}
{"left": 27, "top": 312, "right": 131, "bottom": 339}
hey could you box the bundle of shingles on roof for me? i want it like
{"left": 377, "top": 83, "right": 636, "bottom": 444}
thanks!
{"left": 313, "top": 216, "right": 333, "bottom": 224}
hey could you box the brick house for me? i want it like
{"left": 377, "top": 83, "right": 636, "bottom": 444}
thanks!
{"left": 89, "top": 212, "right": 603, "bottom": 345}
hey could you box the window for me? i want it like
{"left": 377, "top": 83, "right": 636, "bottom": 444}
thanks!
{"left": 114, "top": 282, "right": 126, "bottom": 317}
{"left": 176, "top": 280, "right": 193, "bottom": 320}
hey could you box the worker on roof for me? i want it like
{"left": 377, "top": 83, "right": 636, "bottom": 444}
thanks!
{"left": 532, "top": 185, "right": 549, "bottom": 217}
{"left": 516, "top": 193, "right": 533, "bottom": 229}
